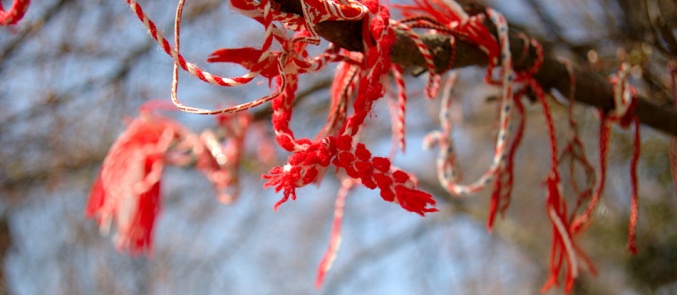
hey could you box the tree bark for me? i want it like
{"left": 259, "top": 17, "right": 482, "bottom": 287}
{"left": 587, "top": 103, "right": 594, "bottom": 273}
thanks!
{"left": 275, "top": 0, "right": 677, "bottom": 136}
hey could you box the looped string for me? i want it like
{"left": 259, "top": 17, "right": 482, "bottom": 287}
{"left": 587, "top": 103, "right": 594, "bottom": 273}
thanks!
{"left": 570, "top": 62, "right": 642, "bottom": 254}
{"left": 127, "top": 0, "right": 275, "bottom": 87}
{"left": 384, "top": 19, "right": 447, "bottom": 154}
{"left": 128, "top": 0, "right": 360, "bottom": 114}
{"left": 422, "top": 7, "right": 514, "bottom": 196}
{"left": 556, "top": 58, "right": 596, "bottom": 216}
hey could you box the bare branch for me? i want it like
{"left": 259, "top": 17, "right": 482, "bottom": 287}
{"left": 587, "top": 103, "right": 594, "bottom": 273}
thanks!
{"left": 275, "top": 0, "right": 677, "bottom": 136}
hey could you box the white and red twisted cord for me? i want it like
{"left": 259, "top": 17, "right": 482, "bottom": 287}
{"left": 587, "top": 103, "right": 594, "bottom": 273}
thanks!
{"left": 315, "top": 177, "right": 357, "bottom": 288}
{"left": 610, "top": 63, "right": 635, "bottom": 122}
{"left": 487, "top": 37, "right": 542, "bottom": 224}
{"left": 126, "top": 0, "right": 274, "bottom": 87}
{"left": 390, "top": 20, "right": 439, "bottom": 98}
{"left": 268, "top": 41, "right": 361, "bottom": 154}
{"left": 422, "top": 72, "right": 460, "bottom": 184}
{"left": 131, "top": 0, "right": 366, "bottom": 116}
{"left": 341, "top": 5, "right": 395, "bottom": 136}
{"left": 390, "top": 64, "right": 408, "bottom": 153}
{"left": 483, "top": 37, "right": 540, "bottom": 230}
{"left": 320, "top": 57, "right": 359, "bottom": 140}
{"left": 424, "top": 8, "right": 514, "bottom": 196}
{"left": 262, "top": 0, "right": 437, "bottom": 219}
{"left": 299, "top": 0, "right": 367, "bottom": 44}
{"left": 383, "top": 19, "right": 442, "bottom": 154}
{"left": 126, "top": 0, "right": 286, "bottom": 114}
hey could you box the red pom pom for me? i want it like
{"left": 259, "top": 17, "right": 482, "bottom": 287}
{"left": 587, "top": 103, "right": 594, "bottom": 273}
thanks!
{"left": 337, "top": 135, "right": 353, "bottom": 150}
{"left": 362, "top": 178, "right": 377, "bottom": 190}
{"left": 372, "top": 157, "right": 391, "bottom": 172}
{"left": 394, "top": 185, "right": 437, "bottom": 216}
{"left": 302, "top": 167, "right": 319, "bottom": 184}
{"left": 289, "top": 153, "right": 305, "bottom": 165}
{"left": 354, "top": 161, "right": 373, "bottom": 176}
{"left": 355, "top": 143, "right": 371, "bottom": 161}
{"left": 345, "top": 167, "right": 359, "bottom": 178}
{"left": 276, "top": 136, "right": 296, "bottom": 152}
{"left": 337, "top": 151, "right": 355, "bottom": 167}
{"left": 393, "top": 170, "right": 410, "bottom": 183}
{"left": 380, "top": 188, "right": 395, "bottom": 202}
{"left": 318, "top": 151, "right": 333, "bottom": 167}
{"left": 373, "top": 173, "right": 392, "bottom": 189}
{"left": 304, "top": 153, "right": 319, "bottom": 165}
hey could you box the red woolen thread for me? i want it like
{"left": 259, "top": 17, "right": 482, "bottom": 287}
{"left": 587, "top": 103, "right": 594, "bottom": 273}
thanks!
{"left": 398, "top": 1, "right": 500, "bottom": 67}
{"left": 668, "top": 61, "right": 677, "bottom": 198}
{"left": 570, "top": 63, "right": 631, "bottom": 234}
{"left": 328, "top": 136, "right": 437, "bottom": 215}
{"left": 263, "top": 140, "right": 338, "bottom": 211}
{"left": 519, "top": 37, "right": 544, "bottom": 77}
{"left": 86, "top": 103, "right": 189, "bottom": 255}
{"left": 577, "top": 63, "right": 642, "bottom": 255}
{"left": 0, "top": 0, "right": 29, "bottom": 26}
{"left": 557, "top": 58, "right": 596, "bottom": 216}
{"left": 264, "top": 7, "right": 402, "bottom": 208}
{"left": 342, "top": 4, "right": 395, "bottom": 136}
{"left": 532, "top": 80, "right": 558, "bottom": 167}
{"left": 272, "top": 73, "right": 303, "bottom": 152}
{"left": 627, "top": 117, "right": 640, "bottom": 254}
{"left": 500, "top": 98, "right": 525, "bottom": 214}
{"left": 526, "top": 77, "right": 582, "bottom": 294}
{"left": 572, "top": 115, "right": 610, "bottom": 235}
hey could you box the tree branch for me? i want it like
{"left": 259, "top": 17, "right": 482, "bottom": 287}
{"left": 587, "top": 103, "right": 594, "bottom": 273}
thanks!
{"left": 275, "top": 0, "right": 677, "bottom": 136}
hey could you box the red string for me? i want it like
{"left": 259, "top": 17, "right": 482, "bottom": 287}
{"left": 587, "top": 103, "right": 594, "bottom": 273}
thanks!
{"left": 0, "top": 0, "right": 29, "bottom": 26}
{"left": 528, "top": 78, "right": 581, "bottom": 294}
{"left": 113, "top": 1, "right": 651, "bottom": 292}
{"left": 315, "top": 177, "right": 356, "bottom": 288}
{"left": 668, "top": 61, "right": 677, "bottom": 198}
{"left": 571, "top": 64, "right": 642, "bottom": 257}
{"left": 571, "top": 114, "right": 610, "bottom": 234}
{"left": 390, "top": 64, "right": 408, "bottom": 153}
{"left": 557, "top": 59, "right": 596, "bottom": 218}
{"left": 627, "top": 117, "right": 640, "bottom": 254}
